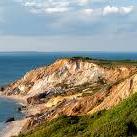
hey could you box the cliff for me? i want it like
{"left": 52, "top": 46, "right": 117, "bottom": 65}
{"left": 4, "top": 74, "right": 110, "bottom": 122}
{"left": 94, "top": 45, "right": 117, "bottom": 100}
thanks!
{"left": 1, "top": 57, "right": 137, "bottom": 136}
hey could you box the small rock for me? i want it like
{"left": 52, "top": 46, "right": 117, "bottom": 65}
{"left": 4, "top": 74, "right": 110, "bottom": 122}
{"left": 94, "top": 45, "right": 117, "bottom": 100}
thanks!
{"left": 5, "top": 117, "right": 15, "bottom": 123}
{"left": 18, "top": 107, "right": 22, "bottom": 111}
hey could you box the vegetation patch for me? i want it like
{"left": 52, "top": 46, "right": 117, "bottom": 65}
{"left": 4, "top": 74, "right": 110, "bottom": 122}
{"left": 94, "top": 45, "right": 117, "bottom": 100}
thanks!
{"left": 19, "top": 92, "right": 137, "bottom": 137}
{"left": 69, "top": 56, "right": 137, "bottom": 69}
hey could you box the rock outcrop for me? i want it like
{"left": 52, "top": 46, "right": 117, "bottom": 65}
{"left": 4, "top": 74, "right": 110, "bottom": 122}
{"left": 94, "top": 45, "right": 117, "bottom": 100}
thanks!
{"left": 1, "top": 58, "right": 137, "bottom": 133}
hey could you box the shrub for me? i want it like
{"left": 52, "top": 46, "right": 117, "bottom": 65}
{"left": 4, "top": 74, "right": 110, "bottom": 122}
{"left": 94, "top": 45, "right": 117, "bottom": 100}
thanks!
{"left": 19, "top": 93, "right": 137, "bottom": 137}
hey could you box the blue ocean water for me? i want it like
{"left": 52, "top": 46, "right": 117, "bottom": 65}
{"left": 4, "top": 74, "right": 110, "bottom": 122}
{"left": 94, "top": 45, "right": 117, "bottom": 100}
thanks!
{"left": 0, "top": 51, "right": 137, "bottom": 126}
{"left": 0, "top": 97, "right": 24, "bottom": 131}
{"left": 1, "top": 52, "right": 137, "bottom": 86}
{"left": 0, "top": 97, "right": 23, "bottom": 122}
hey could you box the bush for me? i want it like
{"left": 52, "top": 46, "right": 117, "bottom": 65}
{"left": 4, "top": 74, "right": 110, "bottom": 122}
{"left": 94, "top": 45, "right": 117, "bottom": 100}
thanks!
{"left": 19, "top": 93, "right": 137, "bottom": 137}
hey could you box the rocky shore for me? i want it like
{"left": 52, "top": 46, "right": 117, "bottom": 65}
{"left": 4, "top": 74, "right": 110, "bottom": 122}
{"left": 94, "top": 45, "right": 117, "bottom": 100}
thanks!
{"left": 0, "top": 96, "right": 26, "bottom": 137}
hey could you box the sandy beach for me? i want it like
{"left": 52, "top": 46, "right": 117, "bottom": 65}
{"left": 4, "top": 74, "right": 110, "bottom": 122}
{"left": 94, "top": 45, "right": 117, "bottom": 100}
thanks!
{"left": 0, "top": 118, "right": 30, "bottom": 137}
{"left": 0, "top": 94, "right": 29, "bottom": 137}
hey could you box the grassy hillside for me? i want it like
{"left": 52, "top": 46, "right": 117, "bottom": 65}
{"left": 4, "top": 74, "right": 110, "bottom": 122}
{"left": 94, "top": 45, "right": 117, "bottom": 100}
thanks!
{"left": 19, "top": 92, "right": 137, "bottom": 137}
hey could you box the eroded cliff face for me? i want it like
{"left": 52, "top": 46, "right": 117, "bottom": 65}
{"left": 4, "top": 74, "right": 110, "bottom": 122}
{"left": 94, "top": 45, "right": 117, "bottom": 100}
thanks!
{"left": 1, "top": 58, "right": 137, "bottom": 131}
{"left": 88, "top": 74, "right": 137, "bottom": 114}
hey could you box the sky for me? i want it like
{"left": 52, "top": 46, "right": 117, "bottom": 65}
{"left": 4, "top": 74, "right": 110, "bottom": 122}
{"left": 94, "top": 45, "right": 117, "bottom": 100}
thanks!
{"left": 0, "top": 0, "right": 137, "bottom": 52}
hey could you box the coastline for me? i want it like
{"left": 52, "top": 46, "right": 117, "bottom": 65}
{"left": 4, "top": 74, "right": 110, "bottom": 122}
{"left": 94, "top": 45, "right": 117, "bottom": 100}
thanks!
{"left": 0, "top": 94, "right": 27, "bottom": 106}
{"left": 0, "top": 93, "right": 29, "bottom": 137}
{"left": 0, "top": 118, "right": 31, "bottom": 137}
{"left": 0, "top": 92, "right": 47, "bottom": 137}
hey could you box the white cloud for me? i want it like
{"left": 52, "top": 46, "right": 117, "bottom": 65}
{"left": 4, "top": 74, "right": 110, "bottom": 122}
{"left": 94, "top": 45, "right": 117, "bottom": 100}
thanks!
{"left": 79, "top": 0, "right": 89, "bottom": 3}
{"left": 82, "top": 6, "right": 134, "bottom": 16}
{"left": 78, "top": 0, "right": 90, "bottom": 5}
{"left": 15, "top": 0, "right": 92, "bottom": 14}
{"left": 103, "top": 6, "right": 134, "bottom": 15}
{"left": 44, "top": 7, "right": 69, "bottom": 13}
{"left": 15, "top": 0, "right": 135, "bottom": 16}
{"left": 83, "top": 8, "right": 94, "bottom": 15}
{"left": 0, "top": 0, "right": 136, "bottom": 36}
{"left": 120, "top": 6, "right": 134, "bottom": 14}
{"left": 103, "top": 6, "right": 119, "bottom": 15}
{"left": 16, "top": 0, "right": 71, "bottom": 14}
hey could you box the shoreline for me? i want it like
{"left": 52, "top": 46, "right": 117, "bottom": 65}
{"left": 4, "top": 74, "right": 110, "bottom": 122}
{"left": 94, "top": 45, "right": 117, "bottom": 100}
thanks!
{"left": 0, "top": 93, "right": 27, "bottom": 106}
{"left": 0, "top": 118, "right": 31, "bottom": 137}
{"left": 0, "top": 93, "right": 29, "bottom": 137}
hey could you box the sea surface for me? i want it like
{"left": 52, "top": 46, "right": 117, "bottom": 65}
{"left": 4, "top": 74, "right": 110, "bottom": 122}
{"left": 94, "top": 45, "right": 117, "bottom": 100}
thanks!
{"left": 0, "top": 97, "right": 24, "bottom": 131}
{"left": 0, "top": 51, "right": 137, "bottom": 130}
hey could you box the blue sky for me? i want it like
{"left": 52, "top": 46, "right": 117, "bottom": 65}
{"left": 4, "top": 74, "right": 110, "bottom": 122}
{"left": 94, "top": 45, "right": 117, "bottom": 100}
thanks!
{"left": 0, "top": 0, "right": 137, "bottom": 51}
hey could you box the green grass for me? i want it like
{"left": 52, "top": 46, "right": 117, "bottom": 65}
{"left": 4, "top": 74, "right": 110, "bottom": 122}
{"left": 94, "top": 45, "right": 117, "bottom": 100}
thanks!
{"left": 19, "top": 92, "right": 137, "bottom": 137}
{"left": 68, "top": 56, "right": 137, "bottom": 70}
{"left": 71, "top": 56, "right": 137, "bottom": 64}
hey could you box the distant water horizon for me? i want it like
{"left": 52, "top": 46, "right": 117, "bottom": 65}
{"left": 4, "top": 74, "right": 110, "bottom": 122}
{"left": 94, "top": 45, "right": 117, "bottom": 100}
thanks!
{"left": 0, "top": 51, "right": 137, "bottom": 86}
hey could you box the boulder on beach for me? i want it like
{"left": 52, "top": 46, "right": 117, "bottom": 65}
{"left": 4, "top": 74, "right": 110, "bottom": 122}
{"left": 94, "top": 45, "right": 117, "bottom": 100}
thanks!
{"left": 5, "top": 117, "right": 15, "bottom": 123}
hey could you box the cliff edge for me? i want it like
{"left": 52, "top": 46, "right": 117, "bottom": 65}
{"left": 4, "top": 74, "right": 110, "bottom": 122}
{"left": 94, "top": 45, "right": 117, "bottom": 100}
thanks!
{"left": 1, "top": 57, "right": 137, "bottom": 136}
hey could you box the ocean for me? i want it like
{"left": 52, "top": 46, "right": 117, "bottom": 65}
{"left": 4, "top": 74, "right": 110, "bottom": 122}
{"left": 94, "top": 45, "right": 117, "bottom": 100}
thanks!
{"left": 1, "top": 52, "right": 137, "bottom": 86}
{"left": 0, "top": 51, "right": 137, "bottom": 129}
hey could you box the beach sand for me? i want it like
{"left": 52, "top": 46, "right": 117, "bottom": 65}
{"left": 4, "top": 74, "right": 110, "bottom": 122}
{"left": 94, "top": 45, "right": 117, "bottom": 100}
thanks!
{"left": 0, "top": 118, "right": 30, "bottom": 137}
{"left": 0, "top": 93, "right": 29, "bottom": 137}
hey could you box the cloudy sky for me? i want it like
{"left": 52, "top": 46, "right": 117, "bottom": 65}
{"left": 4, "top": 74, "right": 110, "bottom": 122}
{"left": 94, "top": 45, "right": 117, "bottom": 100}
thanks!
{"left": 0, "top": 0, "right": 137, "bottom": 51}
